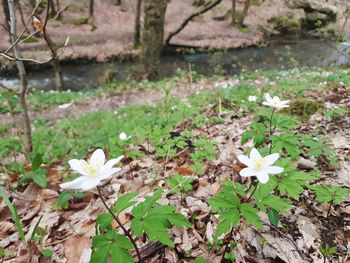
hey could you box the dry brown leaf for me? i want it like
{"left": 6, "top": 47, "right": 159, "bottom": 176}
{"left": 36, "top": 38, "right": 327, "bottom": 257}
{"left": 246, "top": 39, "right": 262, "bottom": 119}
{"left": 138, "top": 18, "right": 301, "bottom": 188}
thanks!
{"left": 64, "top": 234, "right": 91, "bottom": 262}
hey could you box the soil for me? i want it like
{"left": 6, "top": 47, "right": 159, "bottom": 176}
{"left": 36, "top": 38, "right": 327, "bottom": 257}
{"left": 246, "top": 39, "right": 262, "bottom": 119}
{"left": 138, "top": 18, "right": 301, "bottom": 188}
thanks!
{"left": 1, "top": 0, "right": 347, "bottom": 65}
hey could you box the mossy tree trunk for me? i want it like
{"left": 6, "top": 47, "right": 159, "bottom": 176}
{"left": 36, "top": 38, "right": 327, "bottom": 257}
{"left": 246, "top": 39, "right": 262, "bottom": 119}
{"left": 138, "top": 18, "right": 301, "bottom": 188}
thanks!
{"left": 231, "top": 0, "right": 236, "bottom": 25}
{"left": 239, "top": 0, "right": 250, "bottom": 26}
{"left": 134, "top": 0, "right": 142, "bottom": 47}
{"left": 2, "top": 0, "right": 10, "bottom": 31}
{"left": 142, "top": 0, "right": 168, "bottom": 80}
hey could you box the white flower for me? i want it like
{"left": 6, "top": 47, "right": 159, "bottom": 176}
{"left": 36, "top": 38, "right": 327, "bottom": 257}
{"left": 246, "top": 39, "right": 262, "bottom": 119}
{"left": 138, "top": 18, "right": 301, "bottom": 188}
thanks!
{"left": 58, "top": 102, "right": 73, "bottom": 110}
{"left": 262, "top": 93, "right": 289, "bottom": 110}
{"left": 248, "top": 95, "right": 257, "bottom": 102}
{"left": 237, "top": 148, "right": 283, "bottom": 184}
{"left": 119, "top": 132, "right": 131, "bottom": 141}
{"left": 60, "top": 149, "right": 124, "bottom": 191}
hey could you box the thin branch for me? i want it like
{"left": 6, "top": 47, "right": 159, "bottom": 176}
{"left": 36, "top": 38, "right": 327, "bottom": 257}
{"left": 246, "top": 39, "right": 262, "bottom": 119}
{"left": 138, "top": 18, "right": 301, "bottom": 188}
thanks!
{"left": 3, "top": 0, "right": 42, "bottom": 54}
{"left": 0, "top": 83, "right": 17, "bottom": 93}
{"left": 165, "top": 0, "right": 222, "bottom": 45}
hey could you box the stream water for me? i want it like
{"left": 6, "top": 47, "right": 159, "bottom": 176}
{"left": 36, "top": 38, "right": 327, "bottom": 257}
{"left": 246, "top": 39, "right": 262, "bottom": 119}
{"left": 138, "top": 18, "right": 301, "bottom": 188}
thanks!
{"left": 1, "top": 36, "right": 350, "bottom": 91}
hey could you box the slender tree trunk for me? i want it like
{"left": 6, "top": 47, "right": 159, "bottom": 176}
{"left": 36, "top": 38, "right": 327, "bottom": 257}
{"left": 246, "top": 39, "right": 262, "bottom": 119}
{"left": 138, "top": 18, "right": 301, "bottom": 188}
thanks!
{"left": 239, "top": 0, "right": 250, "bottom": 26}
{"left": 52, "top": 59, "right": 63, "bottom": 91}
{"left": 142, "top": 0, "right": 167, "bottom": 80}
{"left": 134, "top": 0, "right": 142, "bottom": 47}
{"left": 89, "top": 0, "right": 94, "bottom": 18}
{"left": 231, "top": 0, "right": 236, "bottom": 25}
{"left": 2, "top": 0, "right": 10, "bottom": 31}
{"left": 8, "top": 0, "right": 32, "bottom": 152}
{"left": 48, "top": 0, "right": 57, "bottom": 17}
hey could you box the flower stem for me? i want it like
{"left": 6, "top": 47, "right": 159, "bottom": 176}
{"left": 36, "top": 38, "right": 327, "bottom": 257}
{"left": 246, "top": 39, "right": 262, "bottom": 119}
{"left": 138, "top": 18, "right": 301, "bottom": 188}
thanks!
{"left": 269, "top": 108, "right": 275, "bottom": 154}
{"left": 220, "top": 228, "right": 234, "bottom": 263}
{"left": 96, "top": 186, "right": 143, "bottom": 262}
{"left": 326, "top": 200, "right": 333, "bottom": 218}
{"left": 247, "top": 181, "right": 258, "bottom": 202}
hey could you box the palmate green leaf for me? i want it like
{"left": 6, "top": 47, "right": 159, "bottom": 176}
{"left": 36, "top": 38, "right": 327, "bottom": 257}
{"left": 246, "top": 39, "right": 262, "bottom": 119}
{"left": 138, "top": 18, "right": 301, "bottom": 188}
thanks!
{"left": 240, "top": 203, "right": 263, "bottom": 230}
{"left": 166, "top": 174, "right": 193, "bottom": 194}
{"left": 216, "top": 208, "right": 240, "bottom": 237}
{"left": 91, "top": 230, "right": 133, "bottom": 263}
{"left": 241, "top": 122, "right": 267, "bottom": 146}
{"left": 131, "top": 191, "right": 190, "bottom": 247}
{"left": 132, "top": 189, "right": 162, "bottom": 220}
{"left": 115, "top": 192, "right": 138, "bottom": 214}
{"left": 96, "top": 213, "right": 114, "bottom": 232}
{"left": 271, "top": 133, "right": 300, "bottom": 158}
{"left": 55, "top": 192, "right": 73, "bottom": 210}
{"left": 0, "top": 187, "right": 26, "bottom": 243}
{"left": 272, "top": 114, "right": 300, "bottom": 131}
{"left": 207, "top": 184, "right": 241, "bottom": 213}
{"left": 310, "top": 185, "right": 350, "bottom": 205}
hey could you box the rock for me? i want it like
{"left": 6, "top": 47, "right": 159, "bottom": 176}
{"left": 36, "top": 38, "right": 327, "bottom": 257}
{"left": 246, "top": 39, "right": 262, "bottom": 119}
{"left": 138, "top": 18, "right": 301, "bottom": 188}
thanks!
{"left": 269, "top": 9, "right": 306, "bottom": 35}
{"left": 297, "top": 157, "right": 317, "bottom": 170}
{"left": 289, "top": 0, "right": 339, "bottom": 16}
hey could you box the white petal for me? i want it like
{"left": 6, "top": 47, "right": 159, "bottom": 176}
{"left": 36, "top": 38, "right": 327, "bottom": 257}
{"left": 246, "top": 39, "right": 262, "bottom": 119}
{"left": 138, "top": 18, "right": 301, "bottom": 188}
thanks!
{"left": 68, "top": 159, "right": 88, "bottom": 176}
{"left": 237, "top": 155, "right": 252, "bottom": 167}
{"left": 257, "top": 173, "right": 269, "bottom": 184}
{"left": 59, "top": 176, "right": 88, "bottom": 190}
{"left": 103, "top": 155, "right": 124, "bottom": 171}
{"left": 266, "top": 166, "right": 284, "bottom": 174}
{"left": 265, "top": 93, "right": 272, "bottom": 102}
{"left": 262, "top": 102, "right": 272, "bottom": 107}
{"left": 264, "top": 153, "right": 279, "bottom": 166}
{"left": 81, "top": 177, "right": 101, "bottom": 190}
{"left": 250, "top": 148, "right": 261, "bottom": 160}
{"left": 239, "top": 168, "right": 255, "bottom": 177}
{"left": 98, "top": 167, "right": 121, "bottom": 180}
{"left": 90, "top": 149, "right": 105, "bottom": 167}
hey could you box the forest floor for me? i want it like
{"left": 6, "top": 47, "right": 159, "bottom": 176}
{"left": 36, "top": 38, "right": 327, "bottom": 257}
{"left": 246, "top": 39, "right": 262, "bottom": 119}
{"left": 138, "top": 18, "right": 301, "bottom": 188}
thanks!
{"left": 0, "top": 0, "right": 348, "bottom": 66}
{"left": 0, "top": 67, "right": 349, "bottom": 262}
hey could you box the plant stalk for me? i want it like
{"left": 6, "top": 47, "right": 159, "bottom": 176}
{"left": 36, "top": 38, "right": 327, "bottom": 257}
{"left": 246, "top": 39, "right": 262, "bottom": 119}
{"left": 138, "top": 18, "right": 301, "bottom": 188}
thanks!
{"left": 96, "top": 186, "right": 143, "bottom": 262}
{"left": 269, "top": 108, "right": 275, "bottom": 154}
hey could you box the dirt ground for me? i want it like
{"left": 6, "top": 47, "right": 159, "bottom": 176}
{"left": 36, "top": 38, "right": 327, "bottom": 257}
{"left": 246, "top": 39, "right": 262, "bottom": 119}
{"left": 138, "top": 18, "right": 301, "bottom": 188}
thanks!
{"left": 0, "top": 0, "right": 291, "bottom": 63}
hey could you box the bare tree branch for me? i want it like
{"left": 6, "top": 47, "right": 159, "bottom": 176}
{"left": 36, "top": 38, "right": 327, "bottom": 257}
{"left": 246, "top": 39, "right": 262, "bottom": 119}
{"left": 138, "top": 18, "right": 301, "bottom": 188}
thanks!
{"left": 165, "top": 0, "right": 222, "bottom": 45}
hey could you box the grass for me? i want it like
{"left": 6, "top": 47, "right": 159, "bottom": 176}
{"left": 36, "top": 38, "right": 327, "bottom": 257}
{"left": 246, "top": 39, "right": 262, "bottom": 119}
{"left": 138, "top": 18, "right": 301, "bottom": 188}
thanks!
{"left": 0, "top": 67, "right": 349, "bottom": 165}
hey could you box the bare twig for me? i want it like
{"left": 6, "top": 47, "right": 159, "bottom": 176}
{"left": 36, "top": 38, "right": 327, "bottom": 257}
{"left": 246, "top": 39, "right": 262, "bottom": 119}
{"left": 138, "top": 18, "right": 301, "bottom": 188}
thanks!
{"left": 165, "top": 0, "right": 222, "bottom": 45}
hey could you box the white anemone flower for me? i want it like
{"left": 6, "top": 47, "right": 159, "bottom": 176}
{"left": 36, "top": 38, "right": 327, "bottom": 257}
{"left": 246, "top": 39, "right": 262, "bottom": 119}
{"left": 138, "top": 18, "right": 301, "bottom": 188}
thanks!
{"left": 238, "top": 148, "right": 283, "bottom": 184}
{"left": 262, "top": 93, "right": 289, "bottom": 110}
{"left": 248, "top": 95, "right": 257, "bottom": 102}
{"left": 119, "top": 132, "right": 131, "bottom": 141}
{"left": 60, "top": 149, "right": 124, "bottom": 191}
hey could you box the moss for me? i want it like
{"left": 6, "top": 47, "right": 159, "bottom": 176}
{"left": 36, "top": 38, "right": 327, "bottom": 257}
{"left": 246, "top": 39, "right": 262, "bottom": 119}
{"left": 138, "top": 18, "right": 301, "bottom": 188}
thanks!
{"left": 287, "top": 97, "right": 324, "bottom": 119}
{"left": 273, "top": 16, "right": 302, "bottom": 35}
{"left": 72, "top": 17, "right": 89, "bottom": 26}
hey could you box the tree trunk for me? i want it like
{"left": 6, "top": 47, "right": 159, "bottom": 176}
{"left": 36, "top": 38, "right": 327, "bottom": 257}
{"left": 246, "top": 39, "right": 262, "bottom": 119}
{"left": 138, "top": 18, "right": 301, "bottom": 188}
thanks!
{"left": 134, "top": 0, "right": 142, "bottom": 47}
{"left": 239, "top": 0, "right": 250, "bottom": 26}
{"left": 142, "top": 0, "right": 167, "bottom": 80}
{"left": 48, "top": 0, "right": 57, "bottom": 17}
{"left": 2, "top": 0, "right": 10, "bottom": 31}
{"left": 52, "top": 59, "right": 63, "bottom": 91}
{"left": 231, "top": 0, "right": 236, "bottom": 25}
{"left": 8, "top": 0, "right": 32, "bottom": 152}
{"left": 89, "top": 0, "right": 94, "bottom": 18}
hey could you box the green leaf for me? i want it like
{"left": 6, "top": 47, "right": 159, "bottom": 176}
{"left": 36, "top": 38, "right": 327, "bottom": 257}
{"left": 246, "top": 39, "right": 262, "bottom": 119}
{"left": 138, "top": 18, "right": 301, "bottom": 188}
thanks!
{"left": 241, "top": 122, "right": 267, "bottom": 146}
{"left": 166, "top": 174, "right": 193, "bottom": 194}
{"left": 32, "top": 153, "right": 43, "bottom": 172}
{"left": 310, "top": 185, "right": 349, "bottom": 205}
{"left": 111, "top": 244, "right": 134, "bottom": 263}
{"left": 115, "top": 192, "right": 138, "bottom": 214}
{"left": 207, "top": 184, "right": 241, "bottom": 213}
{"left": 90, "top": 244, "right": 110, "bottom": 263}
{"left": 54, "top": 192, "right": 73, "bottom": 210}
{"left": 0, "top": 187, "right": 26, "bottom": 243}
{"left": 190, "top": 257, "right": 205, "bottom": 263}
{"left": 32, "top": 169, "right": 48, "bottom": 188}
{"left": 240, "top": 203, "right": 263, "bottom": 229}
{"left": 96, "top": 213, "right": 114, "bottom": 232}
{"left": 268, "top": 209, "right": 279, "bottom": 227}
{"left": 40, "top": 248, "right": 53, "bottom": 258}
{"left": 216, "top": 208, "right": 240, "bottom": 237}
{"left": 131, "top": 193, "right": 190, "bottom": 247}
{"left": 271, "top": 133, "right": 300, "bottom": 158}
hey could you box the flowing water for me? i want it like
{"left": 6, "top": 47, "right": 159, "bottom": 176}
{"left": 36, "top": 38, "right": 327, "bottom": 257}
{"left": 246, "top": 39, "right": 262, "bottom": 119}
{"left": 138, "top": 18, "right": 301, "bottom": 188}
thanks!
{"left": 1, "top": 36, "right": 350, "bottom": 91}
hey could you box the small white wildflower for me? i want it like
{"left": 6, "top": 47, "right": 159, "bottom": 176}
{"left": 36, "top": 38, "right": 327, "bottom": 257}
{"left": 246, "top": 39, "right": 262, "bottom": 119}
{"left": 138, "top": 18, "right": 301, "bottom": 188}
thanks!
{"left": 263, "top": 93, "right": 289, "bottom": 110}
{"left": 119, "top": 132, "right": 131, "bottom": 141}
{"left": 58, "top": 102, "right": 73, "bottom": 110}
{"left": 238, "top": 148, "right": 284, "bottom": 184}
{"left": 60, "top": 149, "right": 123, "bottom": 191}
{"left": 248, "top": 95, "right": 257, "bottom": 102}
